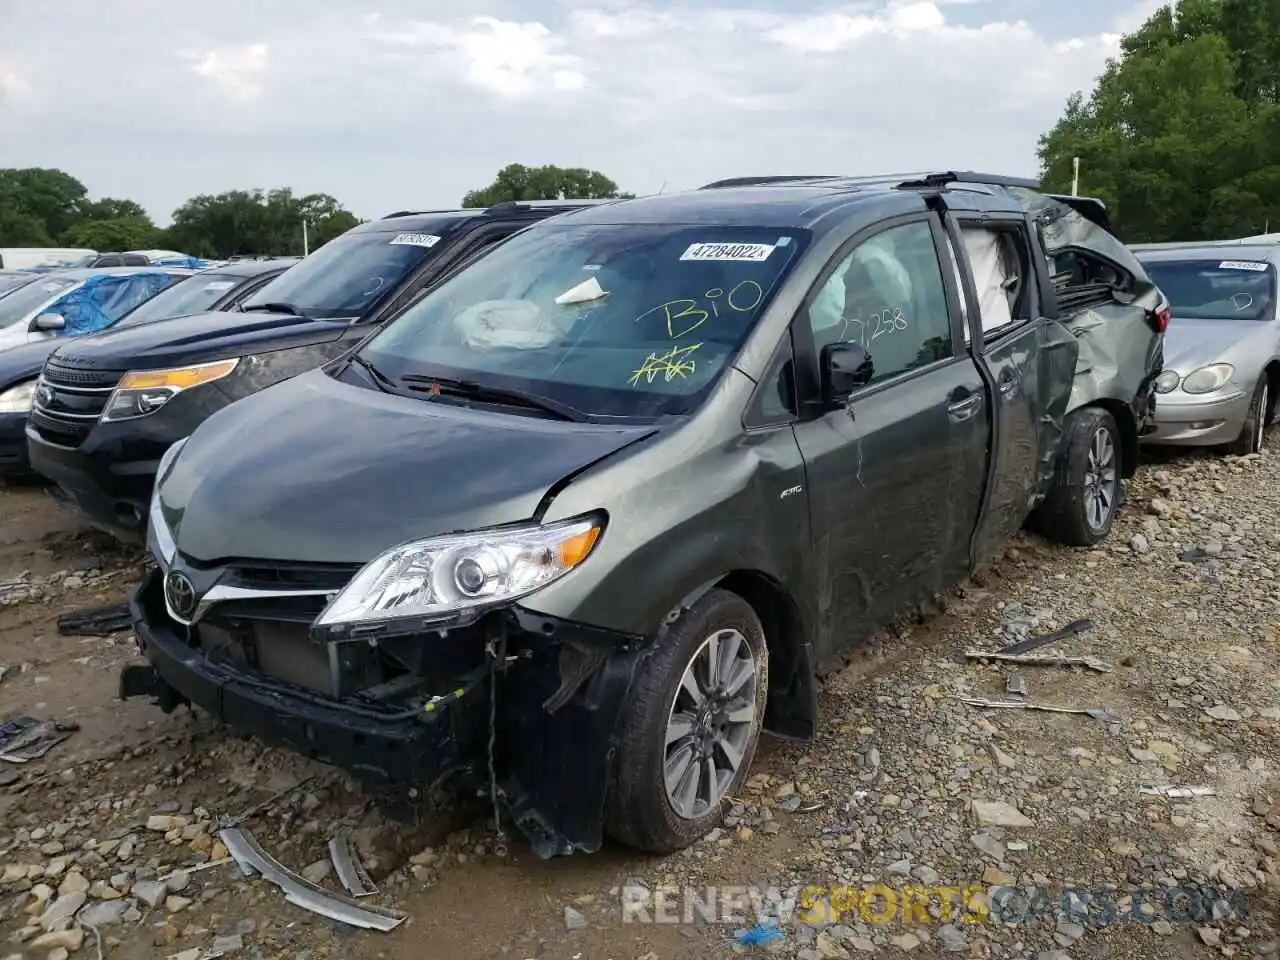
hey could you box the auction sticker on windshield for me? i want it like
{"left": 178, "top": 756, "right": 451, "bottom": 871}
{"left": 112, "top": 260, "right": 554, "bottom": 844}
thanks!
{"left": 389, "top": 233, "right": 441, "bottom": 248}
{"left": 680, "top": 242, "right": 775, "bottom": 262}
{"left": 1218, "top": 261, "right": 1269, "bottom": 271}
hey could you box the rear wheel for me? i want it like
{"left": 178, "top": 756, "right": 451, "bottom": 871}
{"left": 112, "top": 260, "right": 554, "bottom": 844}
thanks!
{"left": 603, "top": 588, "right": 768, "bottom": 853}
{"left": 1032, "top": 406, "right": 1121, "bottom": 547}
{"left": 1227, "top": 378, "right": 1268, "bottom": 456}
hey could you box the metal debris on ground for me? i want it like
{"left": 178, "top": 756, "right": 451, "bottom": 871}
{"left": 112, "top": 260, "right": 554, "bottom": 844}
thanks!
{"left": 215, "top": 774, "right": 317, "bottom": 829}
{"left": 1001, "top": 618, "right": 1093, "bottom": 655}
{"left": 958, "top": 696, "right": 1121, "bottom": 724}
{"left": 329, "top": 834, "right": 377, "bottom": 898}
{"left": 1005, "top": 674, "right": 1029, "bottom": 696}
{"left": 158, "top": 857, "right": 233, "bottom": 883}
{"left": 1139, "top": 785, "right": 1216, "bottom": 798}
{"left": 0, "top": 716, "right": 80, "bottom": 763}
{"left": 56, "top": 603, "right": 133, "bottom": 636}
{"left": 218, "top": 827, "right": 406, "bottom": 931}
{"left": 965, "top": 649, "right": 1113, "bottom": 672}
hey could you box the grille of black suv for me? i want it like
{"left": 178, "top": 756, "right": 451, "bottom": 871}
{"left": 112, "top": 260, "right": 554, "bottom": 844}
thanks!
{"left": 28, "top": 358, "right": 126, "bottom": 448}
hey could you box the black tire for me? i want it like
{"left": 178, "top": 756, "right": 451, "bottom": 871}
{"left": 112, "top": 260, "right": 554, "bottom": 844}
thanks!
{"left": 1031, "top": 406, "right": 1122, "bottom": 547}
{"left": 1226, "top": 378, "right": 1269, "bottom": 456}
{"left": 603, "top": 588, "right": 769, "bottom": 853}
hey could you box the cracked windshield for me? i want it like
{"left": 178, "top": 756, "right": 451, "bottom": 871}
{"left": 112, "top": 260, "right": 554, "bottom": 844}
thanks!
{"left": 362, "top": 225, "right": 806, "bottom": 417}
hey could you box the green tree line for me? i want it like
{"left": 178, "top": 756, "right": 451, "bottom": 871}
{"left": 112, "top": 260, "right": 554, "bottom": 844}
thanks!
{"left": 1038, "top": 0, "right": 1279, "bottom": 242}
{"left": 0, "top": 164, "right": 633, "bottom": 259}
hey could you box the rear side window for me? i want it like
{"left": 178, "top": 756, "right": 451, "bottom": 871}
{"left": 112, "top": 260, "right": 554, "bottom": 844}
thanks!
{"left": 958, "top": 224, "right": 1036, "bottom": 337}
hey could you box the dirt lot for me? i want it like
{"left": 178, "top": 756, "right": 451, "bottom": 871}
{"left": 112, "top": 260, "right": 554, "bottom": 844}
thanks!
{"left": 3, "top": 443, "right": 1280, "bottom": 960}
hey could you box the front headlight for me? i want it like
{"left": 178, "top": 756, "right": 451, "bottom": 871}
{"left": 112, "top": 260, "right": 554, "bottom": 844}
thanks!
{"left": 315, "top": 515, "right": 605, "bottom": 631}
{"left": 1154, "top": 370, "right": 1180, "bottom": 394}
{"left": 147, "top": 437, "right": 188, "bottom": 566}
{"left": 102, "top": 359, "right": 239, "bottom": 422}
{"left": 0, "top": 379, "right": 35, "bottom": 414}
{"left": 1181, "top": 363, "right": 1235, "bottom": 394}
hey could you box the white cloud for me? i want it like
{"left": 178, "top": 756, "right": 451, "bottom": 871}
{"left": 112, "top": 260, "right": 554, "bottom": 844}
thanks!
{"left": 0, "top": 0, "right": 1147, "bottom": 222}
{"left": 184, "top": 43, "right": 270, "bottom": 101}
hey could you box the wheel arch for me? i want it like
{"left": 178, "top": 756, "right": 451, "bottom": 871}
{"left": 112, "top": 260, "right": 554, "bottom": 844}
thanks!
{"left": 669, "top": 570, "right": 818, "bottom": 742}
{"left": 1081, "top": 398, "right": 1139, "bottom": 478}
{"left": 1263, "top": 360, "right": 1280, "bottom": 424}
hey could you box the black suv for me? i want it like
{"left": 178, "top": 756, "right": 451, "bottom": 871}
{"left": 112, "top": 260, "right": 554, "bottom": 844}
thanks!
{"left": 124, "top": 173, "right": 1164, "bottom": 859}
{"left": 26, "top": 201, "right": 603, "bottom": 537}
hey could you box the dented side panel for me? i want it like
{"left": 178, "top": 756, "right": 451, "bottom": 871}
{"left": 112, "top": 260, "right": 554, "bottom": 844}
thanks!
{"left": 1062, "top": 303, "right": 1161, "bottom": 416}
{"left": 520, "top": 370, "right": 813, "bottom": 642}
{"left": 968, "top": 318, "right": 1077, "bottom": 569}
{"left": 792, "top": 357, "right": 987, "bottom": 664}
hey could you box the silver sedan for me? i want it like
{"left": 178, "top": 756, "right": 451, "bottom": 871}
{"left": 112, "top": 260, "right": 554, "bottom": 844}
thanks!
{"left": 1134, "top": 243, "right": 1278, "bottom": 454}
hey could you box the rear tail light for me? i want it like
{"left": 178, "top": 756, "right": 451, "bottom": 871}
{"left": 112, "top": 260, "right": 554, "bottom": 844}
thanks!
{"left": 1148, "top": 303, "right": 1171, "bottom": 333}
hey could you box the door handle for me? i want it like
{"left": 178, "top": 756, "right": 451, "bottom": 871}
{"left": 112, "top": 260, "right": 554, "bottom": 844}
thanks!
{"left": 947, "top": 393, "right": 982, "bottom": 422}
{"left": 998, "top": 373, "right": 1020, "bottom": 400}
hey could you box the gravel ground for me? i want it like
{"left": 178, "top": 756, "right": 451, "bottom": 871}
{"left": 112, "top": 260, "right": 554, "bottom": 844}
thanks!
{"left": 2, "top": 441, "right": 1280, "bottom": 960}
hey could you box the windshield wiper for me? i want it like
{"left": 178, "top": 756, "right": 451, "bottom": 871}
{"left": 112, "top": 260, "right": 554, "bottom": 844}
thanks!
{"left": 399, "top": 374, "right": 589, "bottom": 422}
{"left": 241, "top": 301, "right": 308, "bottom": 317}
{"left": 348, "top": 354, "right": 397, "bottom": 392}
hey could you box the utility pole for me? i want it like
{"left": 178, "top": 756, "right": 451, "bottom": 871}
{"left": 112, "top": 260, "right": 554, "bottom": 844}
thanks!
{"left": 1071, "top": 157, "right": 1080, "bottom": 197}
{"left": 302, "top": 219, "right": 310, "bottom": 257}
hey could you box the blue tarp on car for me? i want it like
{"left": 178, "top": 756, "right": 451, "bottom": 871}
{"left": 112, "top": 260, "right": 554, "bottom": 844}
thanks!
{"left": 151, "top": 255, "right": 221, "bottom": 269}
{"left": 54, "top": 272, "right": 185, "bottom": 337}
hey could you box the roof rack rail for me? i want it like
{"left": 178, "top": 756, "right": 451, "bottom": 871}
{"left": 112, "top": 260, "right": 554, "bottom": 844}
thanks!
{"left": 699, "top": 175, "right": 843, "bottom": 189}
{"left": 380, "top": 209, "right": 454, "bottom": 219}
{"left": 896, "top": 171, "right": 1041, "bottom": 190}
{"left": 699, "top": 171, "right": 1042, "bottom": 191}
{"left": 482, "top": 198, "right": 615, "bottom": 215}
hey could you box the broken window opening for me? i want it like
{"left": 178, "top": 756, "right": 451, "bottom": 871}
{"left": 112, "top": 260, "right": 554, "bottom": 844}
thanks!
{"left": 958, "top": 224, "right": 1034, "bottom": 338}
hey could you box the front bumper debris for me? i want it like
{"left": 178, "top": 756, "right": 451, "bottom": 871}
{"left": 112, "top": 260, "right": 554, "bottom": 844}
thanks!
{"left": 125, "top": 568, "right": 646, "bottom": 859}
{"left": 219, "top": 827, "right": 406, "bottom": 931}
{"left": 125, "top": 572, "right": 479, "bottom": 786}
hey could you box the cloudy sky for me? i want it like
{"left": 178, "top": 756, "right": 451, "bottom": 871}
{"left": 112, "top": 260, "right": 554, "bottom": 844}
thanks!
{"left": 0, "top": 0, "right": 1161, "bottom": 224}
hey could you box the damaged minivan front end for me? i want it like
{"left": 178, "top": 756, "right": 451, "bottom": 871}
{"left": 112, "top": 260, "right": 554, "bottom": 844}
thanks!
{"left": 124, "top": 434, "right": 656, "bottom": 859}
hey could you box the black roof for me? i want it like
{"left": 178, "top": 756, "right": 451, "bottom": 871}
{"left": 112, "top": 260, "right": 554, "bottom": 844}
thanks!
{"left": 199, "top": 257, "right": 300, "bottom": 279}
{"left": 545, "top": 171, "right": 1042, "bottom": 231}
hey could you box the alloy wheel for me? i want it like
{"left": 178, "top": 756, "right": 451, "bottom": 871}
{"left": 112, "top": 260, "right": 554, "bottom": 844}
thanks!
{"left": 663, "top": 628, "right": 759, "bottom": 820}
{"left": 1083, "top": 426, "right": 1118, "bottom": 533}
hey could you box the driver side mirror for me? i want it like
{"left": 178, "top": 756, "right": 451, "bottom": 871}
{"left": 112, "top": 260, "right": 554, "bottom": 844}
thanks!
{"left": 33, "top": 313, "right": 65, "bottom": 332}
{"left": 821, "top": 341, "right": 874, "bottom": 404}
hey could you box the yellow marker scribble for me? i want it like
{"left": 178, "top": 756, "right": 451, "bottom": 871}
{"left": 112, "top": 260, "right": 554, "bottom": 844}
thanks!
{"left": 628, "top": 343, "right": 701, "bottom": 387}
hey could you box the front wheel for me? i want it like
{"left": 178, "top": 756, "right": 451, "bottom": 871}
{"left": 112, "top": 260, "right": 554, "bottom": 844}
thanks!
{"left": 603, "top": 588, "right": 768, "bottom": 853}
{"left": 1227, "top": 378, "right": 1269, "bottom": 456}
{"left": 1031, "top": 406, "right": 1122, "bottom": 547}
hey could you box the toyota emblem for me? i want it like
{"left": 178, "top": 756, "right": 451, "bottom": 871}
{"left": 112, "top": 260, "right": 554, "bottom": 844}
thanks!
{"left": 35, "top": 383, "right": 54, "bottom": 407}
{"left": 164, "top": 570, "right": 198, "bottom": 620}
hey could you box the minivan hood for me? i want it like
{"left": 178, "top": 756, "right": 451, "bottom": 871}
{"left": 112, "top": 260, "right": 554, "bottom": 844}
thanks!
{"left": 52, "top": 310, "right": 354, "bottom": 371}
{"left": 1162, "top": 317, "right": 1272, "bottom": 373}
{"left": 160, "top": 369, "right": 658, "bottom": 564}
